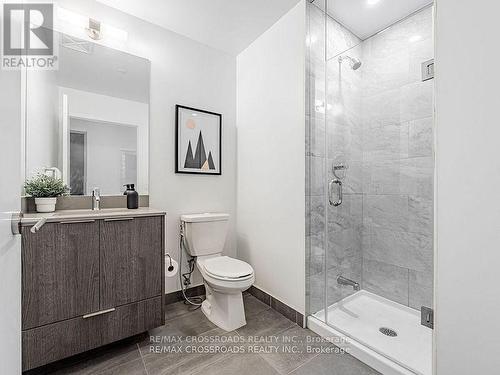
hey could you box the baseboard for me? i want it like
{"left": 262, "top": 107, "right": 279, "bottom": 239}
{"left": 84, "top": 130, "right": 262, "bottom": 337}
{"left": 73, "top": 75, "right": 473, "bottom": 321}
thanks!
{"left": 165, "top": 284, "right": 206, "bottom": 305}
{"left": 165, "top": 285, "right": 305, "bottom": 328}
{"left": 248, "top": 286, "right": 305, "bottom": 327}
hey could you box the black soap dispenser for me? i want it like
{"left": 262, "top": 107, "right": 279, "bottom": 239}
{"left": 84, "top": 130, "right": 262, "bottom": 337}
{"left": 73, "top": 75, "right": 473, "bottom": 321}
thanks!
{"left": 123, "top": 184, "right": 139, "bottom": 209}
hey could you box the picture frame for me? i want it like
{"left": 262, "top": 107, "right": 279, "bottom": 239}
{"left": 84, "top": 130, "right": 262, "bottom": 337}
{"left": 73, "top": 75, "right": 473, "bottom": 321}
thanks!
{"left": 175, "top": 105, "right": 222, "bottom": 175}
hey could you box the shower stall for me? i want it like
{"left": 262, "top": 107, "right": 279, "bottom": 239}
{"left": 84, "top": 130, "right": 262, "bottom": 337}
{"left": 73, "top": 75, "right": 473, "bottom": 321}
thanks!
{"left": 305, "top": 1, "right": 434, "bottom": 374}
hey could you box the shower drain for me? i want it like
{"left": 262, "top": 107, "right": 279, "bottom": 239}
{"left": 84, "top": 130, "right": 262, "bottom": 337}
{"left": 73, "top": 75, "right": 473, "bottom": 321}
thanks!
{"left": 379, "top": 327, "right": 398, "bottom": 337}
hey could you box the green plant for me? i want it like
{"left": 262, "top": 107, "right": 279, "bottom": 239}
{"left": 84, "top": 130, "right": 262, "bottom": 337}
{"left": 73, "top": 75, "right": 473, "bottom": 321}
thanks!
{"left": 24, "top": 174, "right": 70, "bottom": 198}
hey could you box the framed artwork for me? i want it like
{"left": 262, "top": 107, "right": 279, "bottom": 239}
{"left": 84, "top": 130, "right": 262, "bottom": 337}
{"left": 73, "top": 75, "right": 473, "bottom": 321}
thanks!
{"left": 175, "top": 105, "right": 222, "bottom": 175}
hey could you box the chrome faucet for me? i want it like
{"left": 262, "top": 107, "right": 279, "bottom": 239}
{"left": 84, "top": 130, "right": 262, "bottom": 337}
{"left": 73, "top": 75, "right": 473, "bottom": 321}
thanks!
{"left": 92, "top": 187, "right": 100, "bottom": 210}
{"left": 337, "top": 275, "right": 360, "bottom": 291}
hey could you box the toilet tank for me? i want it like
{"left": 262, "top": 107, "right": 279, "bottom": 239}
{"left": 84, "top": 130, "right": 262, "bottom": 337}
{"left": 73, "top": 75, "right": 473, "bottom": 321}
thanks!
{"left": 180, "top": 213, "right": 229, "bottom": 256}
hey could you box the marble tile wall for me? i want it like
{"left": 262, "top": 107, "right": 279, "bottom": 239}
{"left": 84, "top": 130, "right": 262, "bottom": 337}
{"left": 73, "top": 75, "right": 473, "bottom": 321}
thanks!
{"left": 360, "top": 6, "right": 434, "bottom": 309}
{"left": 306, "top": 3, "right": 434, "bottom": 315}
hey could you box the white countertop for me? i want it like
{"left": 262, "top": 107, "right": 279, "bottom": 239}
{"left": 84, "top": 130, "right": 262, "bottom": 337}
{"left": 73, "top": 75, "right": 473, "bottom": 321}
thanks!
{"left": 20, "top": 207, "right": 166, "bottom": 226}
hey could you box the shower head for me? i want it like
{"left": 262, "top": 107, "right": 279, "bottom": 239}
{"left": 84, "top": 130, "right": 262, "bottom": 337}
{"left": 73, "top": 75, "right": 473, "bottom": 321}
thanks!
{"left": 339, "top": 55, "right": 362, "bottom": 70}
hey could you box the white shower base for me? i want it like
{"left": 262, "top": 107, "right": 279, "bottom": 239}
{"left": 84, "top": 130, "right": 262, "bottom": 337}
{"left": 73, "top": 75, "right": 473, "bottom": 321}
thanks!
{"left": 307, "top": 290, "right": 432, "bottom": 375}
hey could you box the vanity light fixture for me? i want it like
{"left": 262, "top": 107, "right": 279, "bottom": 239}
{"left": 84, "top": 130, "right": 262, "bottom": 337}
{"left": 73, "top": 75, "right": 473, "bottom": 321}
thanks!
{"left": 87, "top": 18, "right": 102, "bottom": 40}
{"left": 56, "top": 7, "right": 128, "bottom": 47}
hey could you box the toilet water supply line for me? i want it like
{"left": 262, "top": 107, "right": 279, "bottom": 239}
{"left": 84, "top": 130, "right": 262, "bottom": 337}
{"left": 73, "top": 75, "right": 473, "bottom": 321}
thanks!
{"left": 179, "top": 222, "right": 203, "bottom": 306}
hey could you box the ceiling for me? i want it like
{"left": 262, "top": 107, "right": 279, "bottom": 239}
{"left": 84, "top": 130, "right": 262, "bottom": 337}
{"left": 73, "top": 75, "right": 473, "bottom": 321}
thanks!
{"left": 325, "top": 0, "right": 433, "bottom": 40}
{"left": 96, "top": 0, "right": 301, "bottom": 55}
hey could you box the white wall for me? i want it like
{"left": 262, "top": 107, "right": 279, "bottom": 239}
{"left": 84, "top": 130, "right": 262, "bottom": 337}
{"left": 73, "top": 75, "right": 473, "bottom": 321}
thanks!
{"left": 434, "top": 0, "right": 500, "bottom": 373}
{"left": 56, "top": 0, "right": 237, "bottom": 293}
{"left": 236, "top": 1, "right": 306, "bottom": 312}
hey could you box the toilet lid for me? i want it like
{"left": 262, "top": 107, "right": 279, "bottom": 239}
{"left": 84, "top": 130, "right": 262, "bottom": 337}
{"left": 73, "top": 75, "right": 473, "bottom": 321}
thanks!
{"left": 203, "top": 256, "right": 253, "bottom": 279}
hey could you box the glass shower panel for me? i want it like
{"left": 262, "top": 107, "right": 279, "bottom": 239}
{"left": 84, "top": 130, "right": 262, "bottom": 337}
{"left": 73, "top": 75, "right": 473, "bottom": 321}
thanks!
{"left": 325, "top": 43, "right": 364, "bottom": 308}
{"left": 307, "top": 1, "right": 434, "bottom": 372}
{"left": 305, "top": 0, "right": 327, "bottom": 319}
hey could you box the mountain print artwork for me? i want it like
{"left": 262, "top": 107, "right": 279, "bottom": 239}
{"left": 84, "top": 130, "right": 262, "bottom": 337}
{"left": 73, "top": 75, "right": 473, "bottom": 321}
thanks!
{"left": 176, "top": 105, "right": 221, "bottom": 175}
{"left": 184, "top": 131, "right": 216, "bottom": 170}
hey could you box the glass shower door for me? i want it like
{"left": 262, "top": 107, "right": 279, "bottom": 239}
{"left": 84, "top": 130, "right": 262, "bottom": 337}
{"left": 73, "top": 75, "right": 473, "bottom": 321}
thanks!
{"left": 305, "top": 0, "right": 363, "bottom": 327}
{"left": 307, "top": 1, "right": 435, "bottom": 373}
{"left": 306, "top": 0, "right": 365, "bottom": 324}
{"left": 324, "top": 41, "right": 364, "bottom": 313}
{"left": 305, "top": 0, "right": 327, "bottom": 321}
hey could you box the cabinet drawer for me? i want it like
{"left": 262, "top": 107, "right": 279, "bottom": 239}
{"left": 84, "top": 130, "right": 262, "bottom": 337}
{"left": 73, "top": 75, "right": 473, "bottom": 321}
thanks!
{"left": 22, "top": 296, "right": 163, "bottom": 371}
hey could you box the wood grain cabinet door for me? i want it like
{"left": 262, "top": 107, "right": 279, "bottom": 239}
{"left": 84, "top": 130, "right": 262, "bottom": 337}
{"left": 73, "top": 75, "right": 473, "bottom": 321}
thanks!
{"left": 100, "top": 216, "right": 163, "bottom": 308}
{"left": 22, "top": 221, "right": 100, "bottom": 330}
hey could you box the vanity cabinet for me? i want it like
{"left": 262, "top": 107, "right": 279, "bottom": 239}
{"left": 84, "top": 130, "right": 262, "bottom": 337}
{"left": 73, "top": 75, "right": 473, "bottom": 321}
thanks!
{"left": 21, "top": 213, "right": 165, "bottom": 371}
{"left": 100, "top": 217, "right": 163, "bottom": 308}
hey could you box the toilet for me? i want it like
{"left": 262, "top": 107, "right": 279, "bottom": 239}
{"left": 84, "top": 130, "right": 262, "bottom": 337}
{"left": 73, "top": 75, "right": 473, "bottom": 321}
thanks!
{"left": 180, "top": 213, "right": 254, "bottom": 331}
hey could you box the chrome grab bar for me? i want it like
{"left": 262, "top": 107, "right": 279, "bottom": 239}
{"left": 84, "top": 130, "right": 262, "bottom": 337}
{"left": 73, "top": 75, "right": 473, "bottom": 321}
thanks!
{"left": 328, "top": 179, "right": 342, "bottom": 206}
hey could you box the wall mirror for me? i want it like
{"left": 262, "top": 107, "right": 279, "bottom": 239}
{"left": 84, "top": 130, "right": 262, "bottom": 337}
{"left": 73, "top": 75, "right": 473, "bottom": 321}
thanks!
{"left": 25, "top": 31, "right": 150, "bottom": 196}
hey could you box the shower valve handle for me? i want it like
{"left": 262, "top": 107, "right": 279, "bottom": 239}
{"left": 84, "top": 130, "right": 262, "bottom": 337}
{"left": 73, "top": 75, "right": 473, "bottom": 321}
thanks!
{"left": 329, "top": 179, "right": 342, "bottom": 207}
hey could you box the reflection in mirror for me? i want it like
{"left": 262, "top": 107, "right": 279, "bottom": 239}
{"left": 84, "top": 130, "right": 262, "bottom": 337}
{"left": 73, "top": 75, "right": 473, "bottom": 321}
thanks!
{"left": 25, "top": 31, "right": 150, "bottom": 195}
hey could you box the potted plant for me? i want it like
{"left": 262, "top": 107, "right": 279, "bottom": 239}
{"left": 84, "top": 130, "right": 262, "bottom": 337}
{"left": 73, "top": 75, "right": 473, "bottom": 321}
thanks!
{"left": 24, "top": 174, "right": 70, "bottom": 213}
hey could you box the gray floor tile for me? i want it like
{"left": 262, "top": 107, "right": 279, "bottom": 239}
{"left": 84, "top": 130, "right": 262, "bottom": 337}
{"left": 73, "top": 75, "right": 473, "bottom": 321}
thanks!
{"left": 49, "top": 343, "right": 145, "bottom": 375}
{"left": 147, "top": 308, "right": 216, "bottom": 339}
{"left": 165, "top": 300, "right": 204, "bottom": 322}
{"left": 244, "top": 293, "right": 271, "bottom": 317}
{"left": 236, "top": 308, "right": 295, "bottom": 337}
{"left": 139, "top": 327, "right": 236, "bottom": 375}
{"left": 291, "top": 353, "right": 381, "bottom": 375}
{"left": 192, "top": 354, "right": 279, "bottom": 375}
{"left": 259, "top": 325, "right": 321, "bottom": 374}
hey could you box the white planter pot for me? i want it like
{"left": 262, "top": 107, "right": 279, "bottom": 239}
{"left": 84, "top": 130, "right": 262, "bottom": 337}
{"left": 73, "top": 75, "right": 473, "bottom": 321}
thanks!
{"left": 34, "top": 197, "right": 57, "bottom": 213}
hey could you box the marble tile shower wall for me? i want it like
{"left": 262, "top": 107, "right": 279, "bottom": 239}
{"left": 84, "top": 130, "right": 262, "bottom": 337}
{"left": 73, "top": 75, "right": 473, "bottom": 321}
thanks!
{"left": 306, "top": 3, "right": 433, "bottom": 315}
{"left": 360, "top": 7, "right": 434, "bottom": 309}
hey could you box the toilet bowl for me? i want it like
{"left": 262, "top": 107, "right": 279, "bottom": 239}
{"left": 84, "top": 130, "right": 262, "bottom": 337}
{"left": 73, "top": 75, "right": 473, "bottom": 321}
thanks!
{"left": 180, "top": 213, "right": 254, "bottom": 331}
{"left": 197, "top": 255, "right": 254, "bottom": 331}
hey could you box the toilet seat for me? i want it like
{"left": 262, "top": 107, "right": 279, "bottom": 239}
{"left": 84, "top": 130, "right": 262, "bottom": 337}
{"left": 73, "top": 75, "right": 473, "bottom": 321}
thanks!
{"left": 200, "top": 256, "right": 254, "bottom": 281}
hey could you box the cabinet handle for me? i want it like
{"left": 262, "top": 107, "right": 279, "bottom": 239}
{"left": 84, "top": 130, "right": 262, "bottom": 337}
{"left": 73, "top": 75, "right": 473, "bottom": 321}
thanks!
{"left": 82, "top": 308, "right": 116, "bottom": 319}
{"left": 60, "top": 220, "right": 96, "bottom": 224}
{"left": 104, "top": 217, "right": 134, "bottom": 222}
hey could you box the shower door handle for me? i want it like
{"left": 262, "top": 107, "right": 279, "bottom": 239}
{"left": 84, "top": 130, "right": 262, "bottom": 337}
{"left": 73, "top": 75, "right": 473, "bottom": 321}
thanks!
{"left": 329, "top": 179, "right": 342, "bottom": 206}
